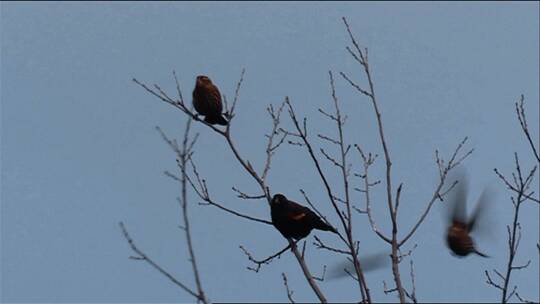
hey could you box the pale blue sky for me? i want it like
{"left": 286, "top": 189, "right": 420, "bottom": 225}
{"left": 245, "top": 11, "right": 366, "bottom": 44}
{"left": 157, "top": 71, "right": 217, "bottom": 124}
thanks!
{"left": 1, "top": 2, "right": 539, "bottom": 303}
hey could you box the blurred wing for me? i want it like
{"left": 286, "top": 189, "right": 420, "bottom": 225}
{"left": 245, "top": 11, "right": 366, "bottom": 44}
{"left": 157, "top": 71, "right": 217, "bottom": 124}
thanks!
{"left": 445, "top": 167, "right": 469, "bottom": 224}
{"left": 359, "top": 252, "right": 389, "bottom": 272}
{"left": 327, "top": 252, "right": 389, "bottom": 280}
{"left": 469, "top": 185, "right": 496, "bottom": 235}
{"left": 326, "top": 259, "right": 353, "bottom": 280}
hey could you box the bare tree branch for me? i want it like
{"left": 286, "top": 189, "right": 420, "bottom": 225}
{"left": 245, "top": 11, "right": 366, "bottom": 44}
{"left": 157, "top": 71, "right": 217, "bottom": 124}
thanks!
{"left": 119, "top": 222, "right": 204, "bottom": 302}
{"left": 312, "top": 265, "right": 327, "bottom": 282}
{"left": 494, "top": 167, "right": 539, "bottom": 204}
{"left": 313, "top": 235, "right": 351, "bottom": 255}
{"left": 355, "top": 144, "right": 391, "bottom": 244}
{"left": 239, "top": 243, "right": 292, "bottom": 273}
{"left": 121, "top": 111, "right": 209, "bottom": 303}
{"left": 516, "top": 292, "right": 536, "bottom": 304}
{"left": 177, "top": 117, "right": 208, "bottom": 303}
{"left": 232, "top": 186, "right": 266, "bottom": 200}
{"left": 407, "top": 259, "right": 418, "bottom": 304}
{"left": 282, "top": 273, "right": 296, "bottom": 303}
{"left": 341, "top": 16, "right": 407, "bottom": 302}
{"left": 485, "top": 270, "right": 504, "bottom": 291}
{"left": 340, "top": 17, "right": 476, "bottom": 303}
{"left": 288, "top": 239, "right": 328, "bottom": 303}
{"left": 487, "top": 153, "right": 538, "bottom": 303}
{"left": 184, "top": 157, "right": 272, "bottom": 226}
{"left": 283, "top": 71, "right": 375, "bottom": 302}
{"left": 262, "top": 101, "right": 288, "bottom": 183}
{"left": 399, "top": 137, "right": 473, "bottom": 247}
{"left": 136, "top": 70, "right": 328, "bottom": 302}
{"left": 515, "top": 95, "right": 540, "bottom": 163}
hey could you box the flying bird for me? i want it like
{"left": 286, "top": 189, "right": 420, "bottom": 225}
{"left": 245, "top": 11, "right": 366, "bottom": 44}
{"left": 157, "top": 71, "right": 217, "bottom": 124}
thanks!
{"left": 270, "top": 194, "right": 338, "bottom": 240}
{"left": 192, "top": 75, "right": 228, "bottom": 125}
{"left": 444, "top": 169, "right": 493, "bottom": 258}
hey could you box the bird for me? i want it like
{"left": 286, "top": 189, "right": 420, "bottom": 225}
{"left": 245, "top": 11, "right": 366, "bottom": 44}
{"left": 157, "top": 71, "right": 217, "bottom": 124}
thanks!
{"left": 444, "top": 169, "right": 492, "bottom": 258}
{"left": 192, "top": 75, "right": 228, "bottom": 125}
{"left": 270, "top": 193, "right": 338, "bottom": 240}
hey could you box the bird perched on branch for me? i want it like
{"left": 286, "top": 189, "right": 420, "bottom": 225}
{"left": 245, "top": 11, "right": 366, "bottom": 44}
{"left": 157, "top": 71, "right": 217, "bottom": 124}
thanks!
{"left": 445, "top": 169, "right": 493, "bottom": 258}
{"left": 192, "top": 75, "right": 228, "bottom": 125}
{"left": 270, "top": 194, "right": 338, "bottom": 240}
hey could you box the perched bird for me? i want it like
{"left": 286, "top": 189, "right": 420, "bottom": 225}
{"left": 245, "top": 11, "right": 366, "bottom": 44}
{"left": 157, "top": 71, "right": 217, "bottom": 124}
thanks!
{"left": 444, "top": 169, "right": 492, "bottom": 258}
{"left": 192, "top": 75, "right": 228, "bottom": 125}
{"left": 270, "top": 193, "right": 338, "bottom": 240}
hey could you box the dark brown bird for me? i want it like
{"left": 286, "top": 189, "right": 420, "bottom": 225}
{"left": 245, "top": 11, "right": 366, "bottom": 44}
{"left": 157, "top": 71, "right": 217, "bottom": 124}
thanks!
{"left": 270, "top": 194, "right": 338, "bottom": 240}
{"left": 445, "top": 170, "right": 491, "bottom": 258}
{"left": 192, "top": 75, "right": 228, "bottom": 125}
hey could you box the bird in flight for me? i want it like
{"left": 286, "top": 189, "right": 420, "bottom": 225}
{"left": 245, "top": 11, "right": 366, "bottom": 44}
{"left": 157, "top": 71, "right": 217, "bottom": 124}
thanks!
{"left": 270, "top": 193, "right": 338, "bottom": 240}
{"left": 445, "top": 169, "right": 492, "bottom": 258}
{"left": 192, "top": 75, "right": 228, "bottom": 125}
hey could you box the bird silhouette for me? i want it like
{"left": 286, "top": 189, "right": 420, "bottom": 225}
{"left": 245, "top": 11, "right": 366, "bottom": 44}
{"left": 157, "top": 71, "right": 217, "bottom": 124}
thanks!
{"left": 445, "top": 169, "right": 492, "bottom": 258}
{"left": 192, "top": 75, "right": 228, "bottom": 125}
{"left": 270, "top": 194, "right": 338, "bottom": 240}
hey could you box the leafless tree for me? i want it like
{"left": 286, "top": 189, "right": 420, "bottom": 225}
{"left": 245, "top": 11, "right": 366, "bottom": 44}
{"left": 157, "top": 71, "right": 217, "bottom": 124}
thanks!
{"left": 133, "top": 69, "right": 332, "bottom": 302}
{"left": 486, "top": 96, "right": 539, "bottom": 303}
{"left": 119, "top": 115, "right": 208, "bottom": 303}
{"left": 338, "top": 17, "right": 473, "bottom": 302}
{"left": 123, "top": 17, "right": 513, "bottom": 304}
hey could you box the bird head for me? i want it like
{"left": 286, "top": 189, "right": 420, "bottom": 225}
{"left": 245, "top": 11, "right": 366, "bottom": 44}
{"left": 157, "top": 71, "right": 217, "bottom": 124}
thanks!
{"left": 196, "top": 75, "right": 212, "bottom": 85}
{"left": 271, "top": 194, "right": 287, "bottom": 205}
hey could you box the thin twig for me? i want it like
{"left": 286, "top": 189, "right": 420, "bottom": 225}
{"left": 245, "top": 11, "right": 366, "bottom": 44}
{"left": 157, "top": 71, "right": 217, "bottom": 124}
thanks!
{"left": 487, "top": 153, "right": 536, "bottom": 303}
{"left": 239, "top": 244, "right": 292, "bottom": 273}
{"left": 177, "top": 117, "right": 208, "bottom": 303}
{"left": 282, "top": 273, "right": 296, "bottom": 303}
{"left": 399, "top": 137, "right": 473, "bottom": 247}
{"left": 185, "top": 159, "right": 272, "bottom": 225}
{"left": 342, "top": 16, "right": 404, "bottom": 302}
{"left": 262, "top": 101, "right": 288, "bottom": 183}
{"left": 313, "top": 235, "right": 351, "bottom": 255}
{"left": 232, "top": 186, "right": 266, "bottom": 200}
{"left": 407, "top": 260, "right": 418, "bottom": 303}
{"left": 515, "top": 95, "right": 540, "bottom": 163}
{"left": 119, "top": 222, "right": 202, "bottom": 301}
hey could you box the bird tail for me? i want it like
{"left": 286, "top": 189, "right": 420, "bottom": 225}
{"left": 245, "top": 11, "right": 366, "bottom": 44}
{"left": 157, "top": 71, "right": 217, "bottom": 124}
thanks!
{"left": 315, "top": 220, "right": 338, "bottom": 234}
{"left": 474, "top": 248, "right": 489, "bottom": 258}
{"left": 205, "top": 114, "right": 228, "bottom": 125}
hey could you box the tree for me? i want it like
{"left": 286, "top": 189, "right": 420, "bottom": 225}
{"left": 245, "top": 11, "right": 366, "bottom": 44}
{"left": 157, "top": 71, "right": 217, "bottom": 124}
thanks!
{"left": 121, "top": 17, "right": 539, "bottom": 303}
{"left": 486, "top": 95, "right": 539, "bottom": 304}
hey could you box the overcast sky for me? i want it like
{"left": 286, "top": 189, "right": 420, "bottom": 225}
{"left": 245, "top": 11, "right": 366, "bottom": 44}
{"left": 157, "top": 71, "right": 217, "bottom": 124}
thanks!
{"left": 2, "top": 2, "right": 539, "bottom": 303}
